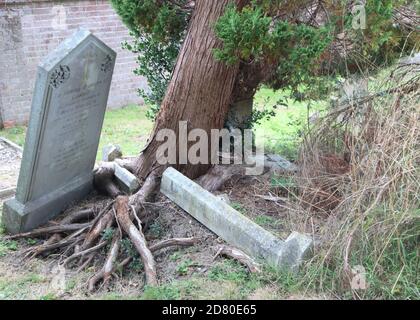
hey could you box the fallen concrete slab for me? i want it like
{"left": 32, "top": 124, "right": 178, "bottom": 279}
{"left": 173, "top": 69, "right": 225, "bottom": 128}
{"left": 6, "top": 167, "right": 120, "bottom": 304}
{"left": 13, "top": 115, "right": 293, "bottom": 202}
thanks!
{"left": 161, "top": 167, "right": 312, "bottom": 270}
{"left": 114, "top": 163, "right": 140, "bottom": 194}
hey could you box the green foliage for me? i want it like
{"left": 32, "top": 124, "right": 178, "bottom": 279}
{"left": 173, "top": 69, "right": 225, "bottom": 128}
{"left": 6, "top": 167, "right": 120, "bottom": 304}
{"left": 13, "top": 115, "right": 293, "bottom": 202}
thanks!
{"left": 111, "top": 0, "right": 189, "bottom": 119}
{"left": 101, "top": 228, "right": 114, "bottom": 242}
{"left": 142, "top": 284, "right": 180, "bottom": 300}
{"left": 40, "top": 293, "right": 57, "bottom": 300}
{"left": 128, "top": 258, "right": 144, "bottom": 272}
{"left": 231, "top": 202, "right": 246, "bottom": 214}
{"left": 254, "top": 215, "right": 276, "bottom": 227}
{"left": 214, "top": 4, "right": 273, "bottom": 65}
{"left": 0, "top": 126, "right": 26, "bottom": 147}
{"left": 169, "top": 251, "right": 182, "bottom": 262}
{"left": 0, "top": 240, "right": 18, "bottom": 257}
{"left": 148, "top": 220, "right": 165, "bottom": 238}
{"left": 341, "top": 0, "right": 418, "bottom": 72}
{"left": 121, "top": 237, "right": 139, "bottom": 259}
{"left": 111, "top": 0, "right": 416, "bottom": 121}
{"left": 214, "top": 3, "right": 333, "bottom": 99}
{"left": 26, "top": 238, "right": 38, "bottom": 246}
{"left": 176, "top": 259, "right": 194, "bottom": 276}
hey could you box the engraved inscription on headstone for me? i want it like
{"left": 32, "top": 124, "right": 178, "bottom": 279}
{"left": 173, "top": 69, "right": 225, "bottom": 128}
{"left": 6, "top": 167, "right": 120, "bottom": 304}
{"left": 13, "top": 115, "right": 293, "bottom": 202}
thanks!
{"left": 2, "top": 29, "right": 116, "bottom": 233}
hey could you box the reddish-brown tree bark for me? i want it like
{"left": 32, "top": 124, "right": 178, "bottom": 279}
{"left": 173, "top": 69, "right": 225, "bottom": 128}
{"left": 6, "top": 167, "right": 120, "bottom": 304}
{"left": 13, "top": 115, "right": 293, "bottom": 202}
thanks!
{"left": 134, "top": 0, "right": 250, "bottom": 182}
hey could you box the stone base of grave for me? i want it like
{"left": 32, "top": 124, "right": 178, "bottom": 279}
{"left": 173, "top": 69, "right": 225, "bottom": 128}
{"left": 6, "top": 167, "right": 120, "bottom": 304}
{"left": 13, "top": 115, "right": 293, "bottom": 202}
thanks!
{"left": 161, "top": 167, "right": 313, "bottom": 271}
{"left": 2, "top": 175, "right": 93, "bottom": 234}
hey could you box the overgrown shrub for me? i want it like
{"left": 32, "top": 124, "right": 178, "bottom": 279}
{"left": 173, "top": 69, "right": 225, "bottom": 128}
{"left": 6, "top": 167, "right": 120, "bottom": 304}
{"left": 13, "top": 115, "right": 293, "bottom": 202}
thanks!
{"left": 295, "top": 62, "right": 419, "bottom": 299}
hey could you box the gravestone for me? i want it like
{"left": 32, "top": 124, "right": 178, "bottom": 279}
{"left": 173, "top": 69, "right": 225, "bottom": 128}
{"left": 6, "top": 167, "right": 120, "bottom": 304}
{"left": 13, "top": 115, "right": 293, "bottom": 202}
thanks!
{"left": 2, "top": 29, "right": 116, "bottom": 234}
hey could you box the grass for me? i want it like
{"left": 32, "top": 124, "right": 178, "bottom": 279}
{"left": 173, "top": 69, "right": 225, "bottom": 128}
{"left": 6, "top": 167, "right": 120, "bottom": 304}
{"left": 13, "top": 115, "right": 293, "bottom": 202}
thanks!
{"left": 0, "top": 126, "right": 26, "bottom": 147}
{"left": 0, "top": 104, "right": 153, "bottom": 161}
{"left": 0, "top": 89, "right": 315, "bottom": 163}
{"left": 292, "top": 63, "right": 420, "bottom": 300}
{"left": 254, "top": 87, "right": 327, "bottom": 160}
{"left": 0, "top": 273, "right": 46, "bottom": 299}
{"left": 98, "top": 105, "right": 153, "bottom": 158}
{"left": 139, "top": 260, "right": 306, "bottom": 300}
{"left": 0, "top": 239, "right": 18, "bottom": 257}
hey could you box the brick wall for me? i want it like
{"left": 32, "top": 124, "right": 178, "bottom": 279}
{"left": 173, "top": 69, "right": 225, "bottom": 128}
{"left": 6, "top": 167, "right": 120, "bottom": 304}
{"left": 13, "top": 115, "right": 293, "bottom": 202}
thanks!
{"left": 0, "top": 0, "right": 146, "bottom": 126}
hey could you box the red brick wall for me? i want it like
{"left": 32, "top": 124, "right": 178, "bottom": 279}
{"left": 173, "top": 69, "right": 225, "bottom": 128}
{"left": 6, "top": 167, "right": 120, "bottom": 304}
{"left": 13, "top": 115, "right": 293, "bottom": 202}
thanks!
{"left": 0, "top": 0, "right": 146, "bottom": 126}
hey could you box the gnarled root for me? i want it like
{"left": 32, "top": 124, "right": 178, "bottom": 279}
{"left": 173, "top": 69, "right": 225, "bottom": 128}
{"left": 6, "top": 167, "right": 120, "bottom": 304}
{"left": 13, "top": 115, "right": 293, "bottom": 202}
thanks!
{"left": 94, "top": 162, "right": 121, "bottom": 198}
{"left": 5, "top": 223, "right": 92, "bottom": 241}
{"left": 88, "top": 231, "right": 121, "bottom": 291}
{"left": 9, "top": 170, "right": 201, "bottom": 292}
{"left": 116, "top": 196, "right": 157, "bottom": 286}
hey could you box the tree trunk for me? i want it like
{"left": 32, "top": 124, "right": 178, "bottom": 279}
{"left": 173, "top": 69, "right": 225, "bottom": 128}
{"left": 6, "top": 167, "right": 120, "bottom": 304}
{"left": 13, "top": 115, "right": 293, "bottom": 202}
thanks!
{"left": 134, "top": 0, "right": 249, "bottom": 181}
{"left": 226, "top": 61, "right": 273, "bottom": 131}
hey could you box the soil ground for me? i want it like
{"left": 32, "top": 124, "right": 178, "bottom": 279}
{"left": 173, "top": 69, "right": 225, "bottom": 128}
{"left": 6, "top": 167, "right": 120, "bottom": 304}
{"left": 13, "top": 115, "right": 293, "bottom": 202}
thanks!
{"left": 0, "top": 140, "right": 21, "bottom": 193}
{"left": 0, "top": 151, "right": 319, "bottom": 300}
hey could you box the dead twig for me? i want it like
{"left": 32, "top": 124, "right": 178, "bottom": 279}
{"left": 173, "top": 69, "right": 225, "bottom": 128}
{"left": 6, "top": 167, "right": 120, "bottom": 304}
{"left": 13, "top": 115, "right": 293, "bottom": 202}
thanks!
{"left": 214, "top": 245, "right": 261, "bottom": 273}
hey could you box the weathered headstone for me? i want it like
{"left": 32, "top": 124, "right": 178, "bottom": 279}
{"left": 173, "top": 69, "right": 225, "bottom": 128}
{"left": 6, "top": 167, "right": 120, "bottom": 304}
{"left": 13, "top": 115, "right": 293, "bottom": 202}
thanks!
{"left": 2, "top": 29, "right": 116, "bottom": 233}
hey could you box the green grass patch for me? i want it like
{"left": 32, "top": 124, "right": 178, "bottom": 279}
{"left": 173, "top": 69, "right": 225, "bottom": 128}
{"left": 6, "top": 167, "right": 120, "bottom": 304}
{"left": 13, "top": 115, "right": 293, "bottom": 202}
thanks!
{"left": 0, "top": 105, "right": 153, "bottom": 161}
{"left": 0, "top": 126, "right": 26, "bottom": 147}
{"left": 0, "top": 239, "right": 18, "bottom": 257}
{"left": 231, "top": 202, "right": 246, "bottom": 214}
{"left": 98, "top": 105, "right": 153, "bottom": 159}
{"left": 1, "top": 89, "right": 323, "bottom": 163}
{"left": 0, "top": 273, "right": 46, "bottom": 299}
{"left": 254, "top": 215, "right": 276, "bottom": 227}
{"left": 142, "top": 284, "right": 181, "bottom": 300}
{"left": 254, "top": 87, "right": 327, "bottom": 160}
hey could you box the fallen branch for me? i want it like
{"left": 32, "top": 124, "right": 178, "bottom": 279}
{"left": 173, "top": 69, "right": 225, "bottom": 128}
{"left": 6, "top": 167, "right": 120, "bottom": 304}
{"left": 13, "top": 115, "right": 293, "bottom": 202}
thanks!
{"left": 149, "top": 237, "right": 199, "bottom": 252}
{"left": 214, "top": 245, "right": 261, "bottom": 273}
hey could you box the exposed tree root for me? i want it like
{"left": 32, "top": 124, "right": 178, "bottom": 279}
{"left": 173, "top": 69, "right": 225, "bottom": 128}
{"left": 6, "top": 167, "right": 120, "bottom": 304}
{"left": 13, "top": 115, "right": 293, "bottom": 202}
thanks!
{"left": 9, "top": 168, "right": 202, "bottom": 292}
{"left": 94, "top": 162, "right": 121, "bottom": 198}
{"left": 5, "top": 223, "right": 92, "bottom": 240}
{"left": 63, "top": 241, "right": 108, "bottom": 267}
{"left": 61, "top": 208, "right": 95, "bottom": 224}
{"left": 88, "top": 231, "right": 121, "bottom": 291}
{"left": 196, "top": 165, "right": 245, "bottom": 192}
{"left": 22, "top": 230, "right": 87, "bottom": 259}
{"left": 115, "top": 196, "right": 157, "bottom": 286}
{"left": 81, "top": 210, "right": 114, "bottom": 251}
